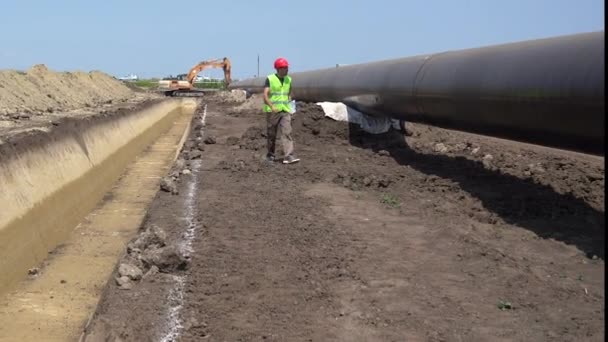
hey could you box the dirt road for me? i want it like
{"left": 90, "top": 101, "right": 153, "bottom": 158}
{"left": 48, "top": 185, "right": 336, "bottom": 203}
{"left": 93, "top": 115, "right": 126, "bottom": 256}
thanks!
{"left": 84, "top": 96, "right": 604, "bottom": 342}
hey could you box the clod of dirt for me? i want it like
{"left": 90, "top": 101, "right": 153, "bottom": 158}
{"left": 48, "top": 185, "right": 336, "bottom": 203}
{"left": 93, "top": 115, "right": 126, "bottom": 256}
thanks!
{"left": 453, "top": 143, "right": 467, "bottom": 151}
{"left": 175, "top": 159, "right": 186, "bottom": 170}
{"left": 11, "top": 113, "right": 30, "bottom": 120}
{"left": 196, "top": 142, "right": 206, "bottom": 151}
{"left": 129, "top": 247, "right": 142, "bottom": 255}
{"left": 182, "top": 169, "right": 192, "bottom": 175}
{"left": 334, "top": 172, "right": 392, "bottom": 190}
{"left": 219, "top": 159, "right": 252, "bottom": 172}
{"left": 143, "top": 265, "right": 160, "bottom": 280}
{"left": 526, "top": 163, "right": 546, "bottom": 175}
{"left": 127, "top": 225, "right": 167, "bottom": 252}
{"left": 160, "top": 177, "right": 178, "bottom": 194}
{"left": 241, "top": 126, "right": 266, "bottom": 140}
{"left": 482, "top": 154, "right": 494, "bottom": 169}
{"left": 188, "top": 150, "right": 203, "bottom": 160}
{"left": 226, "top": 136, "right": 240, "bottom": 145}
{"left": 586, "top": 172, "right": 603, "bottom": 182}
{"left": 471, "top": 147, "right": 481, "bottom": 154}
{"left": 239, "top": 126, "right": 266, "bottom": 151}
{"left": 434, "top": 143, "right": 449, "bottom": 153}
{"left": 377, "top": 150, "right": 390, "bottom": 157}
{"left": 204, "top": 136, "right": 217, "bottom": 145}
{"left": 115, "top": 276, "right": 133, "bottom": 290}
{"left": 27, "top": 268, "right": 39, "bottom": 276}
{"left": 141, "top": 246, "right": 189, "bottom": 272}
{"left": 118, "top": 263, "right": 143, "bottom": 281}
{"left": 377, "top": 177, "right": 391, "bottom": 188}
{"left": 182, "top": 317, "right": 206, "bottom": 331}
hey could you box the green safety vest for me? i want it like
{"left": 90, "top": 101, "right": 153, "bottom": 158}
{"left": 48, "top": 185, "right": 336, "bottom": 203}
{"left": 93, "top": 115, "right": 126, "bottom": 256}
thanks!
{"left": 264, "top": 74, "right": 291, "bottom": 113}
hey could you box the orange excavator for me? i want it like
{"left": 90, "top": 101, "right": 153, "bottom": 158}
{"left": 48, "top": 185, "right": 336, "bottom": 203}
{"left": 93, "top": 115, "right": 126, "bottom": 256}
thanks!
{"left": 159, "top": 57, "right": 232, "bottom": 97}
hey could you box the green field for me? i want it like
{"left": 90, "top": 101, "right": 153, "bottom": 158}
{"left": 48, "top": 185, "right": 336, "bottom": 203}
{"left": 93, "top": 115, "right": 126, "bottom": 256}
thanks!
{"left": 193, "top": 80, "right": 226, "bottom": 89}
{"left": 124, "top": 79, "right": 226, "bottom": 90}
{"left": 131, "top": 79, "right": 159, "bottom": 89}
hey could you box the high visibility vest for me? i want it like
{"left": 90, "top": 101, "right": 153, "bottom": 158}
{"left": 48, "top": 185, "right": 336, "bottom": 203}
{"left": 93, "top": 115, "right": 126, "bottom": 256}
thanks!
{"left": 264, "top": 74, "right": 291, "bottom": 113}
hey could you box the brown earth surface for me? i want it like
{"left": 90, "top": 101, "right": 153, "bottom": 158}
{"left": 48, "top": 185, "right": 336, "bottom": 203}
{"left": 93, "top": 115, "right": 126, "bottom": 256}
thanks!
{"left": 84, "top": 95, "right": 604, "bottom": 342}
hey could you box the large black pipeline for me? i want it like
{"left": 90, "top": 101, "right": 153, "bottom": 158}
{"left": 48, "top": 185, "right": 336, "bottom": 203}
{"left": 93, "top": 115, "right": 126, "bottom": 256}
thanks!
{"left": 230, "top": 31, "right": 604, "bottom": 155}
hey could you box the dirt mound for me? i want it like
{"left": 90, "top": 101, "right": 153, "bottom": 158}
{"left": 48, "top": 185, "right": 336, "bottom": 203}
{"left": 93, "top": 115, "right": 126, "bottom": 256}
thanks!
{"left": 289, "top": 103, "right": 605, "bottom": 210}
{"left": 210, "top": 89, "right": 247, "bottom": 104}
{"left": 239, "top": 126, "right": 266, "bottom": 151}
{"left": 0, "top": 64, "right": 134, "bottom": 115}
{"left": 294, "top": 102, "right": 349, "bottom": 141}
{"left": 231, "top": 94, "right": 264, "bottom": 114}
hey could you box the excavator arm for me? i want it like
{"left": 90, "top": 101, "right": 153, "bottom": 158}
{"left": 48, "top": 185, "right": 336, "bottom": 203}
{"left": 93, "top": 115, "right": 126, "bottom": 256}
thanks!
{"left": 186, "top": 57, "right": 232, "bottom": 86}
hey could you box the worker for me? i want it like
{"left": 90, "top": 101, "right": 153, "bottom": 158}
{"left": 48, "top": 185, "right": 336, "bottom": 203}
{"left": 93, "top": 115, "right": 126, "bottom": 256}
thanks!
{"left": 263, "top": 57, "right": 300, "bottom": 164}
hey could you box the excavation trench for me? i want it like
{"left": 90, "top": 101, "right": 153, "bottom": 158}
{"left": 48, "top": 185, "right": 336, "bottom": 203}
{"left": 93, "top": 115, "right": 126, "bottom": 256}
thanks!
{"left": 0, "top": 98, "right": 198, "bottom": 341}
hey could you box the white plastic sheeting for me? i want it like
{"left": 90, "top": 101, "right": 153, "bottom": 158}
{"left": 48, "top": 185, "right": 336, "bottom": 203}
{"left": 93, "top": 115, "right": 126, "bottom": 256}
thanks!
{"left": 315, "top": 102, "right": 400, "bottom": 134}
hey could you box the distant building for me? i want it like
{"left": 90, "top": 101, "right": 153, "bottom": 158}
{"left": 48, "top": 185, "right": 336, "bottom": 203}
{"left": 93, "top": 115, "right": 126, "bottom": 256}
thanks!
{"left": 118, "top": 74, "right": 139, "bottom": 81}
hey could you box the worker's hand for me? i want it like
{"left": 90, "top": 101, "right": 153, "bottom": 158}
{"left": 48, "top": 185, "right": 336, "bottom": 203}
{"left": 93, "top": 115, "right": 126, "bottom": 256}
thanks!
{"left": 271, "top": 105, "right": 279, "bottom": 113}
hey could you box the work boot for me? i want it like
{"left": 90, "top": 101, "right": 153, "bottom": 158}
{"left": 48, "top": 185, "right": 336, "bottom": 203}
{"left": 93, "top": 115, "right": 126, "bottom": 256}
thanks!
{"left": 266, "top": 153, "right": 276, "bottom": 163}
{"left": 282, "top": 155, "right": 300, "bottom": 164}
{"left": 399, "top": 120, "right": 414, "bottom": 137}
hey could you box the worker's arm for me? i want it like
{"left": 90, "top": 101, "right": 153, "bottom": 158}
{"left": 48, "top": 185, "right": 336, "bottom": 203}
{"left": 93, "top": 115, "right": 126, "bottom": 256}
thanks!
{"left": 263, "top": 85, "right": 278, "bottom": 113}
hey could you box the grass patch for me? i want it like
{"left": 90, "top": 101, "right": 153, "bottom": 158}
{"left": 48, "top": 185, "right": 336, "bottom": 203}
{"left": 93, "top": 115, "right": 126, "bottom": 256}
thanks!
{"left": 123, "top": 78, "right": 228, "bottom": 92}
{"left": 130, "top": 79, "right": 159, "bottom": 89}
{"left": 125, "top": 79, "right": 226, "bottom": 90}
{"left": 497, "top": 300, "right": 513, "bottom": 310}
{"left": 380, "top": 193, "right": 400, "bottom": 208}
{"left": 193, "top": 81, "right": 226, "bottom": 89}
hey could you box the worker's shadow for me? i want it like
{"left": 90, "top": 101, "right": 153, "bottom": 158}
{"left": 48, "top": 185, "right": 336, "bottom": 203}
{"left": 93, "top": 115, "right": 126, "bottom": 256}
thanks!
{"left": 346, "top": 122, "right": 605, "bottom": 259}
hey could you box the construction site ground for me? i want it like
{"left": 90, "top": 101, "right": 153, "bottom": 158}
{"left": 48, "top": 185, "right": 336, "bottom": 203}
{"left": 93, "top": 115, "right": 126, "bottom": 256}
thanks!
{"left": 84, "top": 95, "right": 604, "bottom": 342}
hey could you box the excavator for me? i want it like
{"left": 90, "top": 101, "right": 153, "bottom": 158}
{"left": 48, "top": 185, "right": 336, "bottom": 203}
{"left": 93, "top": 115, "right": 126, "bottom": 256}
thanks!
{"left": 159, "top": 57, "right": 232, "bottom": 97}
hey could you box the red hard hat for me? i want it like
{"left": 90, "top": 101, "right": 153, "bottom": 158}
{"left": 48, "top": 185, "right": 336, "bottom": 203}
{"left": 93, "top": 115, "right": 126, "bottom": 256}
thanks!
{"left": 274, "top": 57, "right": 289, "bottom": 69}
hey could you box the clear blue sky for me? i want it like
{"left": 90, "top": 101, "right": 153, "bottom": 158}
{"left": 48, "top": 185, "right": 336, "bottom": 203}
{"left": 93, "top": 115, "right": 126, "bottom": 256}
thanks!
{"left": 0, "top": 0, "right": 604, "bottom": 79}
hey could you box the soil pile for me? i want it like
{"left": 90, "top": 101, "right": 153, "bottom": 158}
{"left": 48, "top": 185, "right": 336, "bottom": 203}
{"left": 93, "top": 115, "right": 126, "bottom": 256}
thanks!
{"left": 0, "top": 64, "right": 134, "bottom": 116}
